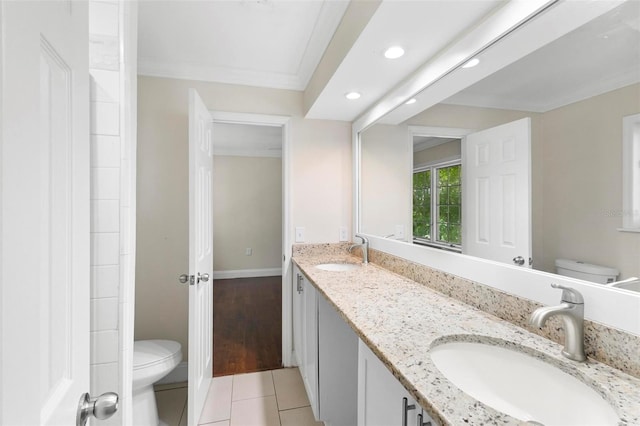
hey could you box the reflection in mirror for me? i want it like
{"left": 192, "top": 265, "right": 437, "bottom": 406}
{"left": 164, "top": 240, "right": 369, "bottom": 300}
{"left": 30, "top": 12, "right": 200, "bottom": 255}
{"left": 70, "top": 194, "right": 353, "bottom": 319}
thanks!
{"left": 359, "top": 1, "right": 640, "bottom": 289}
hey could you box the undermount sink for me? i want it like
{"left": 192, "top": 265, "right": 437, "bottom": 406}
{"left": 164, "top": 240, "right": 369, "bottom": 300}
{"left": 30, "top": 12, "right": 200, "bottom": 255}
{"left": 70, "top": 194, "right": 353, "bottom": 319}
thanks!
{"left": 315, "top": 263, "right": 361, "bottom": 272}
{"left": 430, "top": 341, "right": 619, "bottom": 425}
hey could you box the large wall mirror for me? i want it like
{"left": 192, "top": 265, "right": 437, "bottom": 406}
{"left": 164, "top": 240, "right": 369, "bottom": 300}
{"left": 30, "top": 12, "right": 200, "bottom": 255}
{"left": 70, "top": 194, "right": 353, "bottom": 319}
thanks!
{"left": 359, "top": 1, "right": 640, "bottom": 294}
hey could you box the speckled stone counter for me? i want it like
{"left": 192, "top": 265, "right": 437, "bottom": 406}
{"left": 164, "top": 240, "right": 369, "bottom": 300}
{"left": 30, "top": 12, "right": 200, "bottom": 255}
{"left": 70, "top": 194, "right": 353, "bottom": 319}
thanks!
{"left": 292, "top": 245, "right": 640, "bottom": 426}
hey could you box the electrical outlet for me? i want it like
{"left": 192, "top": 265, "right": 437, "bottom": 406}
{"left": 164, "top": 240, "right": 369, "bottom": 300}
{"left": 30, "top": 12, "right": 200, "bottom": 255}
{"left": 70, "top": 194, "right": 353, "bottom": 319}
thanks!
{"left": 395, "top": 224, "right": 405, "bottom": 240}
{"left": 339, "top": 226, "right": 348, "bottom": 242}
{"left": 245, "top": 248, "right": 252, "bottom": 256}
{"left": 295, "top": 227, "right": 305, "bottom": 243}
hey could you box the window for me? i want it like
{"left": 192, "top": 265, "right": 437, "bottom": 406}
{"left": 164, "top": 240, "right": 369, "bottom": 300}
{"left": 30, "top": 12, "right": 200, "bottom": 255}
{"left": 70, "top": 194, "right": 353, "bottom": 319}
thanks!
{"left": 413, "top": 161, "right": 462, "bottom": 248}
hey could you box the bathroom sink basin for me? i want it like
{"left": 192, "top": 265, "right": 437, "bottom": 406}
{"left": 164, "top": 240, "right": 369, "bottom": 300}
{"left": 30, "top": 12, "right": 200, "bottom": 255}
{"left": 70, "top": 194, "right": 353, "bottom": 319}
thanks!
{"left": 315, "top": 263, "right": 361, "bottom": 272}
{"left": 430, "top": 341, "right": 619, "bottom": 425}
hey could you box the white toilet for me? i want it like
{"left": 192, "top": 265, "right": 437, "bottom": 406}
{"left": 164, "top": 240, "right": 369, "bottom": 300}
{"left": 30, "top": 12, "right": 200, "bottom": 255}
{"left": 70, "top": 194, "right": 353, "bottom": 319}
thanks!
{"left": 133, "top": 340, "right": 182, "bottom": 426}
{"left": 555, "top": 258, "right": 619, "bottom": 284}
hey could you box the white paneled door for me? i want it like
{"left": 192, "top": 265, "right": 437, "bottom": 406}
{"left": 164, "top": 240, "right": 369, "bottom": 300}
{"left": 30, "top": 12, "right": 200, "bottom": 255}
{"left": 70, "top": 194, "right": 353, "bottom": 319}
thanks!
{"left": 1, "top": 1, "right": 92, "bottom": 425}
{"left": 187, "top": 89, "right": 214, "bottom": 425}
{"left": 462, "top": 117, "right": 532, "bottom": 267}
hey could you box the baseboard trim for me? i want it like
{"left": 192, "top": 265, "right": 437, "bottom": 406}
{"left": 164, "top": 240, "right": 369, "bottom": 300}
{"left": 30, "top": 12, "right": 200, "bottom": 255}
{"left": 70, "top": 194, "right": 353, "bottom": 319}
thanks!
{"left": 213, "top": 268, "right": 282, "bottom": 279}
{"left": 156, "top": 361, "right": 188, "bottom": 385}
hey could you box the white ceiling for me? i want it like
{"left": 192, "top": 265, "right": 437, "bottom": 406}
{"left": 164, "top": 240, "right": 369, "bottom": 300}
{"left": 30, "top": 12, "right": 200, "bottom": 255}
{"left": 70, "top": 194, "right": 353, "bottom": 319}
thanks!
{"left": 443, "top": 1, "right": 640, "bottom": 112}
{"left": 304, "top": 0, "right": 503, "bottom": 121}
{"left": 137, "top": 0, "right": 640, "bottom": 124}
{"left": 138, "top": 0, "right": 348, "bottom": 90}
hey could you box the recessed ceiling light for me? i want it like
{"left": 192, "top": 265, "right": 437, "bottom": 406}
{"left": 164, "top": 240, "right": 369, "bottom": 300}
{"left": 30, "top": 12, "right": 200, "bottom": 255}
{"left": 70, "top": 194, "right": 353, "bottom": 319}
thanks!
{"left": 462, "top": 58, "right": 480, "bottom": 68}
{"left": 405, "top": 98, "right": 417, "bottom": 105}
{"left": 384, "top": 46, "right": 405, "bottom": 59}
{"left": 345, "top": 92, "right": 361, "bottom": 100}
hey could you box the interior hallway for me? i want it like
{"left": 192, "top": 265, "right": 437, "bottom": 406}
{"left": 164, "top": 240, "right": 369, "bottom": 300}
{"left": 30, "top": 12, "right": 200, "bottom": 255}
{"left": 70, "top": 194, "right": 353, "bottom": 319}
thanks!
{"left": 213, "top": 276, "right": 283, "bottom": 377}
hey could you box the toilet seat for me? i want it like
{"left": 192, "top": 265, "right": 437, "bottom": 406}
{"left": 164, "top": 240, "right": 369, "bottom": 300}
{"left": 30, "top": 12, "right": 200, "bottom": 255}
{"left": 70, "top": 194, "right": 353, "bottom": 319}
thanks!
{"left": 134, "top": 340, "right": 181, "bottom": 371}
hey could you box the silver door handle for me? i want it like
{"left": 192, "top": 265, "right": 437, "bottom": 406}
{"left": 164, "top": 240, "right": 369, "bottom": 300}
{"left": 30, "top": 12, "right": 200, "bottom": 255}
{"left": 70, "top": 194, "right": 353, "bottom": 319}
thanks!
{"left": 417, "top": 413, "right": 432, "bottom": 426}
{"left": 76, "top": 392, "right": 118, "bottom": 426}
{"left": 179, "top": 274, "right": 190, "bottom": 284}
{"left": 199, "top": 272, "right": 210, "bottom": 283}
{"left": 402, "top": 397, "right": 416, "bottom": 426}
{"left": 513, "top": 256, "right": 525, "bottom": 266}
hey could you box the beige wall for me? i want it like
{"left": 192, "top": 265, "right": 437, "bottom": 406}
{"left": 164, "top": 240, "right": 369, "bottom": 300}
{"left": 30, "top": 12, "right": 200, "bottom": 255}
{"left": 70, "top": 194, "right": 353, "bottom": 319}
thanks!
{"left": 540, "top": 83, "right": 640, "bottom": 279}
{"left": 135, "top": 76, "right": 352, "bottom": 358}
{"left": 361, "top": 123, "right": 411, "bottom": 239}
{"left": 213, "top": 156, "right": 282, "bottom": 272}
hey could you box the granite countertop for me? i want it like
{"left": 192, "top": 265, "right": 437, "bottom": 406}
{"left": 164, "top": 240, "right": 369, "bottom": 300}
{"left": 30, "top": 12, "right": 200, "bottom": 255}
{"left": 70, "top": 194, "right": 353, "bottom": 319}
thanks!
{"left": 292, "top": 251, "right": 640, "bottom": 426}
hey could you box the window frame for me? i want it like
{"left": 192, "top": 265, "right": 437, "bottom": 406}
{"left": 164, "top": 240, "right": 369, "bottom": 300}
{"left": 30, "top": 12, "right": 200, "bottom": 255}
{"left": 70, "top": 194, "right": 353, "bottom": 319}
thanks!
{"left": 413, "top": 158, "right": 462, "bottom": 251}
{"left": 621, "top": 113, "right": 640, "bottom": 232}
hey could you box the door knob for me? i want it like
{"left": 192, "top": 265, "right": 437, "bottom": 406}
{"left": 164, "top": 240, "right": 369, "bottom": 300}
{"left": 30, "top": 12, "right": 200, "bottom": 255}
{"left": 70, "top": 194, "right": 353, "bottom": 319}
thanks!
{"left": 76, "top": 392, "right": 118, "bottom": 426}
{"left": 179, "top": 274, "right": 190, "bottom": 284}
{"left": 198, "top": 272, "right": 210, "bottom": 283}
{"left": 513, "top": 256, "right": 525, "bottom": 266}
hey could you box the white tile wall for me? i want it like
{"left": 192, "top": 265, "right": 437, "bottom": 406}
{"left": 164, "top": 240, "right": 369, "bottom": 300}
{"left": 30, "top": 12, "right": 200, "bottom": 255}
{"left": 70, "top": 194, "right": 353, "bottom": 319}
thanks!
{"left": 90, "top": 3, "right": 125, "bottom": 423}
{"left": 91, "top": 101, "right": 120, "bottom": 136}
{"left": 91, "top": 200, "right": 120, "bottom": 233}
{"left": 91, "top": 362, "right": 119, "bottom": 395}
{"left": 91, "top": 135, "right": 121, "bottom": 167}
{"left": 91, "top": 167, "right": 120, "bottom": 200}
{"left": 91, "top": 330, "right": 119, "bottom": 364}
{"left": 91, "top": 69, "right": 120, "bottom": 102}
{"left": 91, "top": 233, "right": 120, "bottom": 266}
{"left": 91, "top": 297, "right": 119, "bottom": 331}
{"left": 91, "top": 265, "right": 120, "bottom": 298}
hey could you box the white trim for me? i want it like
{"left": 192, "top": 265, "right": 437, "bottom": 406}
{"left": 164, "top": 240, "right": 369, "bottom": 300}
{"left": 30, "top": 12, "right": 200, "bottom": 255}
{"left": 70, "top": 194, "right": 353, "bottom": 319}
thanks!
{"left": 156, "top": 361, "right": 188, "bottom": 385}
{"left": 409, "top": 125, "right": 473, "bottom": 139}
{"left": 622, "top": 113, "right": 640, "bottom": 230}
{"left": 138, "top": 59, "right": 307, "bottom": 91}
{"left": 212, "top": 268, "right": 282, "bottom": 280}
{"left": 413, "top": 156, "right": 461, "bottom": 173}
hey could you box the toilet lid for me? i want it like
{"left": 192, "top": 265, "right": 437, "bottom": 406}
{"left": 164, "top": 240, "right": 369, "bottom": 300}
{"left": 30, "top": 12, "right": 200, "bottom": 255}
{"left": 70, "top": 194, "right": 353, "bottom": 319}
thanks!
{"left": 133, "top": 340, "right": 182, "bottom": 370}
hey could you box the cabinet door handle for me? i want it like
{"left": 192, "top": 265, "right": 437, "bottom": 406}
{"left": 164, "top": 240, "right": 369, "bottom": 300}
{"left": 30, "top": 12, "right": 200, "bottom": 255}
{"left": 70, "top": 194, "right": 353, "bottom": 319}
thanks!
{"left": 402, "top": 397, "right": 416, "bottom": 426}
{"left": 296, "top": 274, "right": 303, "bottom": 293}
{"left": 417, "top": 413, "right": 431, "bottom": 426}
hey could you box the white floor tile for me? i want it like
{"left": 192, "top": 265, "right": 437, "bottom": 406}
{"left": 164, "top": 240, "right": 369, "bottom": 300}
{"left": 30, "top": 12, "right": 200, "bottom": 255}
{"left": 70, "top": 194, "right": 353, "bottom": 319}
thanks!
{"left": 279, "top": 406, "right": 323, "bottom": 426}
{"left": 230, "top": 395, "right": 280, "bottom": 426}
{"left": 272, "top": 368, "right": 309, "bottom": 411}
{"left": 199, "top": 421, "right": 229, "bottom": 426}
{"left": 199, "top": 376, "right": 233, "bottom": 424}
{"left": 232, "top": 371, "right": 275, "bottom": 401}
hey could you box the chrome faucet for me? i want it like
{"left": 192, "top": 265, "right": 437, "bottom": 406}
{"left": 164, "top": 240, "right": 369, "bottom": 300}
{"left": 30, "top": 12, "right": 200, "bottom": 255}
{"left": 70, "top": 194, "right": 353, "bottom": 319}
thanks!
{"left": 529, "top": 284, "right": 586, "bottom": 362}
{"left": 349, "top": 234, "right": 369, "bottom": 264}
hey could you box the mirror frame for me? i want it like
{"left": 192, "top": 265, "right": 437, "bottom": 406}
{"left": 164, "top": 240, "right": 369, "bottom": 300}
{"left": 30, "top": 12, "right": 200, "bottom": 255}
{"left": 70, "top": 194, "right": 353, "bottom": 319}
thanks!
{"left": 352, "top": 0, "right": 640, "bottom": 335}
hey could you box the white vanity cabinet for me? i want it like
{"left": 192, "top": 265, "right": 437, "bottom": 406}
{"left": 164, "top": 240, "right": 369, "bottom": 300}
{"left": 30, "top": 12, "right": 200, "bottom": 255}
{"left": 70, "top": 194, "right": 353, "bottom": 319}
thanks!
{"left": 358, "top": 339, "right": 435, "bottom": 426}
{"left": 293, "top": 266, "right": 319, "bottom": 418}
{"left": 292, "top": 265, "right": 359, "bottom": 425}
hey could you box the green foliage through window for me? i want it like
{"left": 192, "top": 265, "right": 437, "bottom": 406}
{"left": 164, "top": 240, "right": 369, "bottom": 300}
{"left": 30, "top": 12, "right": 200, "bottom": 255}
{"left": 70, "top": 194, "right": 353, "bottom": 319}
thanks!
{"left": 413, "top": 163, "right": 461, "bottom": 246}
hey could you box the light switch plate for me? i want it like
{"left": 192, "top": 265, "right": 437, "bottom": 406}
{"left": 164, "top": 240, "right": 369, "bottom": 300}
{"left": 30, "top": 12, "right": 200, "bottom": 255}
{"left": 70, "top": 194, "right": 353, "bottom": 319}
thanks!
{"left": 339, "top": 226, "right": 348, "bottom": 242}
{"left": 295, "top": 227, "right": 305, "bottom": 243}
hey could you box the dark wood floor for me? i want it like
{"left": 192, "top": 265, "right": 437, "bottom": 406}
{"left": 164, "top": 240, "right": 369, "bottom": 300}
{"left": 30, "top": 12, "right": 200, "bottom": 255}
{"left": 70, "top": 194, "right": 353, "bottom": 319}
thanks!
{"left": 213, "top": 275, "right": 282, "bottom": 377}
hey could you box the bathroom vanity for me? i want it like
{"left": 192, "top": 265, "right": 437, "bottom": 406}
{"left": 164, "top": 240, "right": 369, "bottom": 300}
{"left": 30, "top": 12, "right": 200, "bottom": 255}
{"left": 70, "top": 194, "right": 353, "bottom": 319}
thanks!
{"left": 291, "top": 245, "right": 640, "bottom": 426}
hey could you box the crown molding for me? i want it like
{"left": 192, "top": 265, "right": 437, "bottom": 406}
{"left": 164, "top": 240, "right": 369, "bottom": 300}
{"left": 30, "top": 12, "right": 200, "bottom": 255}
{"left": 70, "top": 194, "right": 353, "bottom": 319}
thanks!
{"left": 138, "top": 58, "right": 305, "bottom": 90}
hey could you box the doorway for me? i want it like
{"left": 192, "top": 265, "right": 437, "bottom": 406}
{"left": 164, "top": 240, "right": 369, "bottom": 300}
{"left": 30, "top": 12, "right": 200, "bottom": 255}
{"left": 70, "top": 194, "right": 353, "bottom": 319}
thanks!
{"left": 210, "top": 115, "right": 290, "bottom": 376}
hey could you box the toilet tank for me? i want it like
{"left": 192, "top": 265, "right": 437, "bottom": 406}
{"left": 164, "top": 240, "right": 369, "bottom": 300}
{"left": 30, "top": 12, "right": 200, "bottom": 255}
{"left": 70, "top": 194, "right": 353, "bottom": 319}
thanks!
{"left": 555, "top": 258, "right": 619, "bottom": 284}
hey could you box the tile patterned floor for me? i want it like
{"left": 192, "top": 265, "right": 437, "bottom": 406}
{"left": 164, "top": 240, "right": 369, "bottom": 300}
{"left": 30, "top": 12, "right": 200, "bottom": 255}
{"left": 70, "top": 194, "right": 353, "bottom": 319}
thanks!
{"left": 155, "top": 368, "right": 324, "bottom": 426}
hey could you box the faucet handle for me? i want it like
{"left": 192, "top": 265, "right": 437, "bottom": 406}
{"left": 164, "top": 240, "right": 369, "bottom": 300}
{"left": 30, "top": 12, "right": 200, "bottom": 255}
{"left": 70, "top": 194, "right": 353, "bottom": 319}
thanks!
{"left": 551, "top": 283, "right": 584, "bottom": 304}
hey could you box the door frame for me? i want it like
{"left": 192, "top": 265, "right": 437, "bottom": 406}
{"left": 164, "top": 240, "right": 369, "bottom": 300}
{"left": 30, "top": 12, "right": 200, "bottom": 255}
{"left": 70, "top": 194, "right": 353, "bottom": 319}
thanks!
{"left": 209, "top": 111, "right": 294, "bottom": 367}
